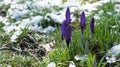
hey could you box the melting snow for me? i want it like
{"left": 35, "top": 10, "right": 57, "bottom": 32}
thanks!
{"left": 40, "top": 26, "right": 55, "bottom": 33}
{"left": 114, "top": 4, "right": 120, "bottom": 12}
{"left": 0, "top": 0, "right": 118, "bottom": 42}
{"left": 3, "top": 24, "right": 16, "bottom": 34}
{"left": 10, "top": 30, "right": 22, "bottom": 42}
{"left": 106, "top": 44, "right": 120, "bottom": 63}
{"left": 47, "top": 62, "right": 56, "bottom": 67}
{"left": 69, "top": 61, "right": 76, "bottom": 67}
{"left": 46, "top": 13, "right": 65, "bottom": 24}
{"left": 74, "top": 54, "right": 88, "bottom": 61}
{"left": 3, "top": 0, "right": 11, "bottom": 5}
{"left": 8, "top": 4, "right": 29, "bottom": 21}
{"left": 31, "top": 16, "right": 43, "bottom": 26}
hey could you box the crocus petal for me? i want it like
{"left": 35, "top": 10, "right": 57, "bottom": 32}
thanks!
{"left": 90, "top": 17, "right": 95, "bottom": 34}
{"left": 61, "top": 20, "right": 67, "bottom": 40}
{"left": 66, "top": 7, "right": 71, "bottom": 24}
{"left": 65, "top": 24, "right": 72, "bottom": 47}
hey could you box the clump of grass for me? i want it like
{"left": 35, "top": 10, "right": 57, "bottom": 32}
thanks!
{"left": 0, "top": 52, "right": 41, "bottom": 67}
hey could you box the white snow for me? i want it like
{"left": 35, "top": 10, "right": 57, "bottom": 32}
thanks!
{"left": 109, "top": 44, "right": 120, "bottom": 56}
{"left": 94, "top": 14, "right": 100, "bottom": 20}
{"left": 114, "top": 4, "right": 120, "bottom": 12}
{"left": 8, "top": 4, "right": 29, "bottom": 21}
{"left": 3, "top": 24, "right": 17, "bottom": 34}
{"left": 40, "top": 26, "right": 56, "bottom": 33}
{"left": 46, "top": 13, "right": 65, "bottom": 24}
{"left": 3, "top": 19, "right": 30, "bottom": 42}
{"left": 111, "top": 0, "right": 120, "bottom": 2}
{"left": 28, "top": 26, "right": 40, "bottom": 32}
{"left": 106, "top": 44, "right": 120, "bottom": 63}
{"left": 10, "top": 30, "right": 22, "bottom": 42}
{"left": 69, "top": 61, "right": 76, "bottom": 67}
{"left": 31, "top": 16, "right": 43, "bottom": 27}
{"left": 3, "top": 0, "right": 11, "bottom": 5}
{"left": 29, "top": 25, "right": 55, "bottom": 33}
{"left": 74, "top": 54, "right": 88, "bottom": 61}
{"left": 107, "top": 12, "right": 112, "bottom": 15}
{"left": 0, "top": 16, "right": 7, "bottom": 22}
{"left": 18, "top": 19, "right": 30, "bottom": 29}
{"left": 38, "top": 0, "right": 62, "bottom": 7}
{"left": 0, "top": 0, "right": 119, "bottom": 42}
{"left": 106, "top": 55, "right": 116, "bottom": 63}
{"left": 47, "top": 62, "right": 56, "bottom": 67}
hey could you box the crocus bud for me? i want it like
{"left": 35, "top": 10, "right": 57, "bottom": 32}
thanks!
{"left": 90, "top": 17, "right": 95, "bottom": 34}
{"left": 80, "top": 11, "right": 86, "bottom": 34}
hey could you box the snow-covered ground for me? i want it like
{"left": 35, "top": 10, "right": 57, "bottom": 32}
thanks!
{"left": 0, "top": 0, "right": 120, "bottom": 42}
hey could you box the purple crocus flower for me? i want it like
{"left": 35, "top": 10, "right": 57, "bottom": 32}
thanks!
{"left": 80, "top": 11, "right": 86, "bottom": 34}
{"left": 61, "top": 7, "right": 72, "bottom": 47}
{"left": 90, "top": 17, "right": 95, "bottom": 34}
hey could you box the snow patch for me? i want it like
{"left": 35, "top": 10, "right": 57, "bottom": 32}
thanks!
{"left": 46, "top": 13, "right": 65, "bottom": 24}
{"left": 114, "top": 4, "right": 120, "bottom": 12}
{"left": 31, "top": 16, "right": 43, "bottom": 27}
{"left": 10, "top": 30, "right": 22, "bottom": 42}
{"left": 74, "top": 54, "right": 88, "bottom": 61}
{"left": 40, "top": 26, "right": 56, "bottom": 33}
{"left": 69, "top": 61, "right": 76, "bottom": 67}
{"left": 106, "top": 44, "right": 120, "bottom": 63}
{"left": 8, "top": 7, "right": 29, "bottom": 21}
{"left": 47, "top": 62, "right": 56, "bottom": 67}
